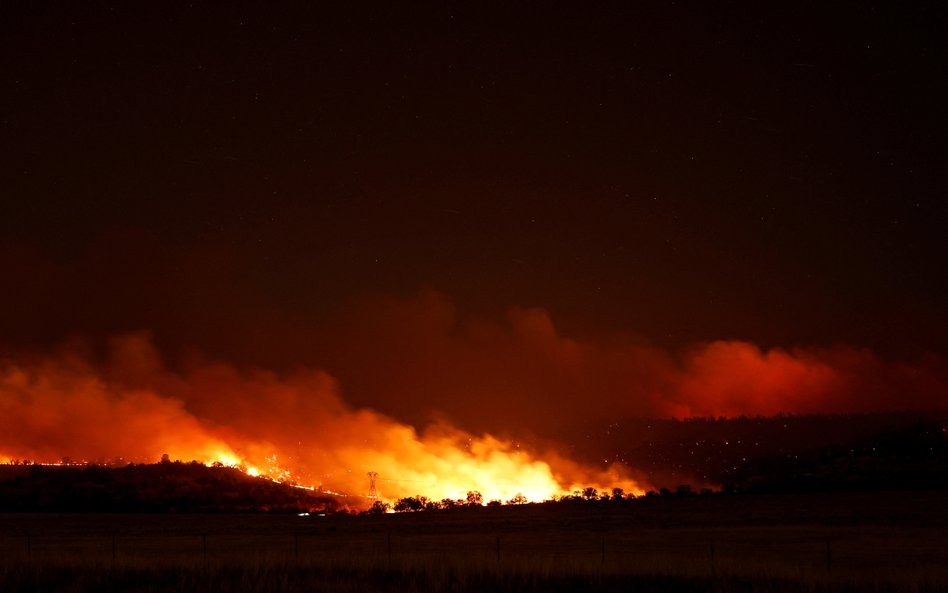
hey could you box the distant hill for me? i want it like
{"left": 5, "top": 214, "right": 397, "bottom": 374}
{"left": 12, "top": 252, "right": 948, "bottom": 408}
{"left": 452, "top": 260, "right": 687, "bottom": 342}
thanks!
{"left": 564, "top": 411, "right": 948, "bottom": 489}
{"left": 0, "top": 462, "right": 341, "bottom": 513}
{"left": 720, "top": 419, "right": 948, "bottom": 493}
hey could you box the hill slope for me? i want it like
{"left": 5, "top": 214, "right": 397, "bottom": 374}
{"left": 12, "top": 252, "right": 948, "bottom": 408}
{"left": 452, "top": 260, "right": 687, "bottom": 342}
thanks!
{"left": 0, "top": 462, "right": 340, "bottom": 513}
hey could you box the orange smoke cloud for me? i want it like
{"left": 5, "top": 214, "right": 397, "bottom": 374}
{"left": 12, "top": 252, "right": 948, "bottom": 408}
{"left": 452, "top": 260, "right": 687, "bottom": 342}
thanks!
{"left": 665, "top": 341, "right": 846, "bottom": 418}
{"left": 0, "top": 344, "right": 241, "bottom": 464}
{"left": 667, "top": 341, "right": 948, "bottom": 418}
{"left": 2, "top": 291, "right": 946, "bottom": 502}
{"left": 307, "top": 291, "right": 948, "bottom": 430}
{"left": 0, "top": 333, "right": 642, "bottom": 503}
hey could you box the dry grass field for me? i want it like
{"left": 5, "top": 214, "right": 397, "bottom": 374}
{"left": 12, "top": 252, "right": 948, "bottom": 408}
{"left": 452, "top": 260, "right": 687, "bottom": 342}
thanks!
{"left": 2, "top": 491, "right": 947, "bottom": 592}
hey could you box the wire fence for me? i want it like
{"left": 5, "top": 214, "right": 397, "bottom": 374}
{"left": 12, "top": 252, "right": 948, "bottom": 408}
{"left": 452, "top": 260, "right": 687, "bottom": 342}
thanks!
{"left": 2, "top": 523, "right": 945, "bottom": 584}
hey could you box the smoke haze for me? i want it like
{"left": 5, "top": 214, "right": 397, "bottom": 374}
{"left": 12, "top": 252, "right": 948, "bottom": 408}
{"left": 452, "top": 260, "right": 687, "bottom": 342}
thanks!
{"left": 2, "top": 291, "right": 945, "bottom": 502}
{"left": 315, "top": 291, "right": 948, "bottom": 432}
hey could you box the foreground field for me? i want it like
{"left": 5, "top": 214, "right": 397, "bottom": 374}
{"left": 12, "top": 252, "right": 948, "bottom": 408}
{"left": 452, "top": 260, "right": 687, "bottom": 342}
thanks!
{"left": 2, "top": 491, "right": 947, "bottom": 592}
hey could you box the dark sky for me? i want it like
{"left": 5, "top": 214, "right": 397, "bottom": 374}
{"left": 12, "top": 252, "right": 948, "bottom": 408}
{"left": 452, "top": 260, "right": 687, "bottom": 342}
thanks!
{"left": 2, "top": 2, "right": 946, "bottom": 372}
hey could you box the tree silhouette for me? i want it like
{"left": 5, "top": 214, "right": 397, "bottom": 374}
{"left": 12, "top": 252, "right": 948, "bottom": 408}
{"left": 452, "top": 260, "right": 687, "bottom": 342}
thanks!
{"left": 393, "top": 496, "right": 426, "bottom": 512}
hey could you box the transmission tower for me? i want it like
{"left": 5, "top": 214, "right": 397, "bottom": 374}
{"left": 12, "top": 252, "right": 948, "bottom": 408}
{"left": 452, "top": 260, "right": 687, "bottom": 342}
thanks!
{"left": 367, "top": 471, "right": 379, "bottom": 499}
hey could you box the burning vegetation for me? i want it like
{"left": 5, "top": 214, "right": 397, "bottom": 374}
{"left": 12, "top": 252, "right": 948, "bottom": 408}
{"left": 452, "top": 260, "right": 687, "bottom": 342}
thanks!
{"left": 3, "top": 311, "right": 946, "bottom": 509}
{"left": 0, "top": 333, "right": 643, "bottom": 507}
{"left": 0, "top": 460, "right": 340, "bottom": 513}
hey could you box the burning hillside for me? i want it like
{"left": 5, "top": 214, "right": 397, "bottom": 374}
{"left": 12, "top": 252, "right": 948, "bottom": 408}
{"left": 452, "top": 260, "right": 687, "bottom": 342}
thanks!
{"left": 0, "top": 333, "right": 642, "bottom": 507}
{"left": 3, "top": 300, "right": 947, "bottom": 509}
{"left": 0, "top": 461, "right": 340, "bottom": 513}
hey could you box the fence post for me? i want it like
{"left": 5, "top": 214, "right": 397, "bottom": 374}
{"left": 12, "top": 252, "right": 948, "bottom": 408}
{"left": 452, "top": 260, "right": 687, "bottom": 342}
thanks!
{"left": 825, "top": 541, "right": 831, "bottom": 572}
{"left": 601, "top": 536, "right": 605, "bottom": 565}
{"left": 496, "top": 535, "right": 500, "bottom": 565}
{"left": 709, "top": 540, "right": 715, "bottom": 576}
{"left": 26, "top": 532, "right": 31, "bottom": 560}
{"left": 112, "top": 533, "right": 116, "bottom": 565}
{"left": 387, "top": 530, "right": 392, "bottom": 568}
{"left": 203, "top": 534, "right": 207, "bottom": 563}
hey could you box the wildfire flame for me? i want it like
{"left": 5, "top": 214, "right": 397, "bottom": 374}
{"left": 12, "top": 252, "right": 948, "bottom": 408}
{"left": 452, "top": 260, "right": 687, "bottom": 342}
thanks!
{"left": 8, "top": 296, "right": 942, "bottom": 506}
{"left": 0, "top": 334, "right": 643, "bottom": 506}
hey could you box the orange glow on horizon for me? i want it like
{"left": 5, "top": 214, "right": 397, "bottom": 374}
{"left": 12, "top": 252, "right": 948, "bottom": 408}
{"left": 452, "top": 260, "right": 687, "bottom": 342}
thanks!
{"left": 0, "top": 444, "right": 640, "bottom": 506}
{"left": 0, "top": 334, "right": 644, "bottom": 506}
{"left": 4, "top": 319, "right": 945, "bottom": 507}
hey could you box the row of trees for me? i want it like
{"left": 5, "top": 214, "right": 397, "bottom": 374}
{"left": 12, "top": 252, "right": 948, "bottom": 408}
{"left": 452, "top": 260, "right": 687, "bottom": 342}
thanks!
{"left": 367, "top": 485, "right": 714, "bottom": 514}
{"left": 367, "top": 490, "right": 488, "bottom": 514}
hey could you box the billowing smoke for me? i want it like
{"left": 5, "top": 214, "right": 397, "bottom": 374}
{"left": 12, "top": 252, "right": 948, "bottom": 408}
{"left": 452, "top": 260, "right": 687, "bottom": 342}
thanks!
{"left": 311, "top": 291, "right": 948, "bottom": 434}
{"left": 0, "top": 333, "right": 642, "bottom": 503}
{"left": 667, "top": 341, "right": 948, "bottom": 418}
{"left": 2, "top": 291, "right": 946, "bottom": 503}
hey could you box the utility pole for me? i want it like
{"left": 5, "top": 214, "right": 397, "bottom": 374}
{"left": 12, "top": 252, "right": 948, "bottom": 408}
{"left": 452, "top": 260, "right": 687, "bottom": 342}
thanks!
{"left": 367, "top": 471, "right": 379, "bottom": 499}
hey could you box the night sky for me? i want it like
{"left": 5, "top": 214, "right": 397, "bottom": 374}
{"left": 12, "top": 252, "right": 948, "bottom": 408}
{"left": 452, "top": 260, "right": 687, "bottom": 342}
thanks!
{"left": 2, "top": 3, "right": 947, "bottom": 433}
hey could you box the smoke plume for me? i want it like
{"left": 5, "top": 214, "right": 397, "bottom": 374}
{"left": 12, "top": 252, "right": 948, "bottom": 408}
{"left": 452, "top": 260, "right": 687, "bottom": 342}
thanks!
{"left": 2, "top": 291, "right": 946, "bottom": 503}
{"left": 313, "top": 291, "right": 948, "bottom": 433}
{"left": 0, "top": 332, "right": 641, "bottom": 502}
